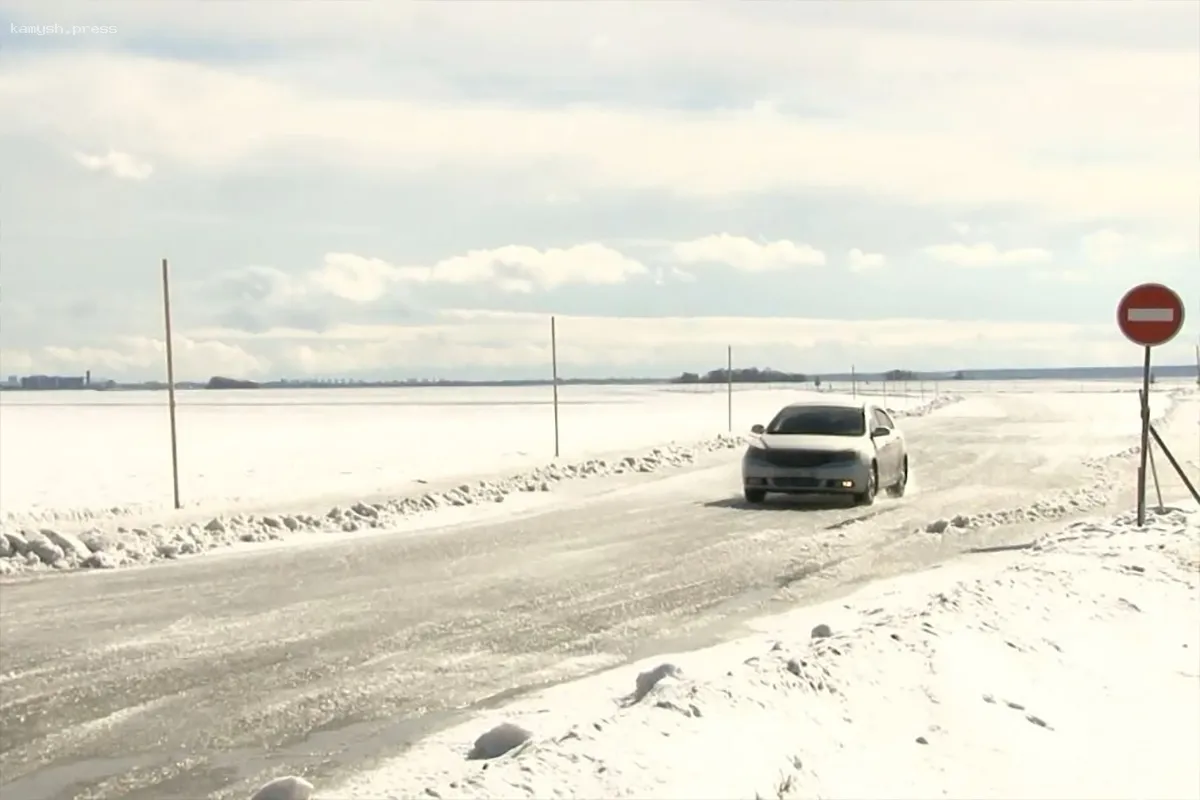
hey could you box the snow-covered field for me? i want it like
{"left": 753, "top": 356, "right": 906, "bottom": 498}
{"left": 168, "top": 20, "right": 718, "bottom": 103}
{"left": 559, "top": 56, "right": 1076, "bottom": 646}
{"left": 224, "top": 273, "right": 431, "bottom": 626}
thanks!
{"left": 307, "top": 503, "right": 1200, "bottom": 800}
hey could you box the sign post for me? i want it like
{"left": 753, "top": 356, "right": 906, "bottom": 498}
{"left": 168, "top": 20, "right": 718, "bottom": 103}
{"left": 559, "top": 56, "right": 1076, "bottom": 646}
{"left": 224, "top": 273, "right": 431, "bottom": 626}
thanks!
{"left": 161, "top": 258, "right": 182, "bottom": 510}
{"left": 726, "top": 345, "right": 733, "bottom": 432}
{"left": 550, "top": 316, "right": 560, "bottom": 458}
{"left": 1116, "top": 282, "right": 1185, "bottom": 525}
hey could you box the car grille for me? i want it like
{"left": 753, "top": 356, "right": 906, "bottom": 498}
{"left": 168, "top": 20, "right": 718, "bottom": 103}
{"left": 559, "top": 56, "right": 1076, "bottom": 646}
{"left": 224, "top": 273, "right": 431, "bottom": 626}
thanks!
{"left": 772, "top": 476, "right": 822, "bottom": 488}
{"left": 760, "top": 449, "right": 854, "bottom": 468}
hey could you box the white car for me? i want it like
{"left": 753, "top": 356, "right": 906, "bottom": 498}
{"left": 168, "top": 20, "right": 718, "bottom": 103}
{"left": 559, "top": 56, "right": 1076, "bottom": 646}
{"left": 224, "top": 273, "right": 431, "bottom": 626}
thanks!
{"left": 741, "top": 398, "right": 908, "bottom": 506}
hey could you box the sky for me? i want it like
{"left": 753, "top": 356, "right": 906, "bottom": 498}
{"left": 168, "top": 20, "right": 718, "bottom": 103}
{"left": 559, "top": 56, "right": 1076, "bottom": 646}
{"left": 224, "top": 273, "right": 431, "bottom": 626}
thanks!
{"left": 1, "top": 0, "right": 1198, "bottom": 382}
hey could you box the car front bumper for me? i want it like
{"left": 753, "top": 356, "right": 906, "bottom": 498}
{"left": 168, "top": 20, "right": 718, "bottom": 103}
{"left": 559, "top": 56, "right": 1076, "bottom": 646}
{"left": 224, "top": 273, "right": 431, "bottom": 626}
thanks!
{"left": 742, "top": 458, "right": 871, "bottom": 494}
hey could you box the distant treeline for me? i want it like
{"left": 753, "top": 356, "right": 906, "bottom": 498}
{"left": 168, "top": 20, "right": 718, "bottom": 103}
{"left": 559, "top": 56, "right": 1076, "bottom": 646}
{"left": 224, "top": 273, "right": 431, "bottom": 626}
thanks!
{"left": 672, "top": 367, "right": 940, "bottom": 385}
{"left": 201, "top": 375, "right": 671, "bottom": 390}
{"left": 673, "top": 367, "right": 810, "bottom": 384}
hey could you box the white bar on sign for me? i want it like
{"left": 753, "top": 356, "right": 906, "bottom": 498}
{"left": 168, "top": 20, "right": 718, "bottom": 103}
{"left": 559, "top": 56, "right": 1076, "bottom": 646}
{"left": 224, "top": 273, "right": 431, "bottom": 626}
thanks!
{"left": 1127, "top": 307, "right": 1175, "bottom": 323}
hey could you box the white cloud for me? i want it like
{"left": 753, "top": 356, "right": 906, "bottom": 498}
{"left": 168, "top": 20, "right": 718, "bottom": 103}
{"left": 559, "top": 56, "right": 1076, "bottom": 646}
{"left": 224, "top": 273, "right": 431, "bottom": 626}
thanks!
{"left": 220, "top": 245, "right": 649, "bottom": 307}
{"left": 309, "top": 253, "right": 406, "bottom": 303}
{"left": 921, "top": 243, "right": 1053, "bottom": 268}
{"left": 400, "top": 244, "right": 647, "bottom": 291}
{"left": 1079, "top": 230, "right": 1196, "bottom": 266}
{"left": 847, "top": 249, "right": 886, "bottom": 272}
{"left": 72, "top": 149, "right": 153, "bottom": 181}
{"left": 670, "top": 235, "right": 826, "bottom": 272}
{"left": 653, "top": 266, "right": 697, "bottom": 286}
{"left": 2, "top": 335, "right": 265, "bottom": 378}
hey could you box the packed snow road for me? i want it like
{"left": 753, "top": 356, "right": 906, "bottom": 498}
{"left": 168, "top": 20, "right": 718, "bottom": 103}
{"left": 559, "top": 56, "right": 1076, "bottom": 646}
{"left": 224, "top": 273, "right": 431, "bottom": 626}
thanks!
{"left": 0, "top": 392, "right": 1184, "bottom": 800}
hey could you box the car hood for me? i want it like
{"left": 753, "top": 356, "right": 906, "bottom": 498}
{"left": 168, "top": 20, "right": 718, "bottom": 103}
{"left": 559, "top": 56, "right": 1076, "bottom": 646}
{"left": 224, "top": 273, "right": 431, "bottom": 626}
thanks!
{"left": 756, "top": 433, "right": 868, "bottom": 453}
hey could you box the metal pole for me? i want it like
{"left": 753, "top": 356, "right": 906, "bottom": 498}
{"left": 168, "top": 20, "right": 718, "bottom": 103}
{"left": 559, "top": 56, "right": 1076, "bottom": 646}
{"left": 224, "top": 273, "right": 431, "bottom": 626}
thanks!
{"left": 1147, "top": 439, "right": 1165, "bottom": 512}
{"left": 851, "top": 365, "right": 857, "bottom": 398}
{"left": 1142, "top": 387, "right": 1165, "bottom": 511}
{"left": 1148, "top": 422, "right": 1200, "bottom": 505}
{"left": 726, "top": 345, "right": 732, "bottom": 432}
{"left": 161, "top": 258, "right": 182, "bottom": 510}
{"left": 550, "top": 316, "right": 560, "bottom": 458}
{"left": 1136, "top": 346, "right": 1151, "bottom": 526}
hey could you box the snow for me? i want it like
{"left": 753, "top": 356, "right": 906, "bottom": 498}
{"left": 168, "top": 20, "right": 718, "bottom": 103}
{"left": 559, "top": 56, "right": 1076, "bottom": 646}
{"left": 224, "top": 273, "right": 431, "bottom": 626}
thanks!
{"left": 323, "top": 503, "right": 1200, "bottom": 800}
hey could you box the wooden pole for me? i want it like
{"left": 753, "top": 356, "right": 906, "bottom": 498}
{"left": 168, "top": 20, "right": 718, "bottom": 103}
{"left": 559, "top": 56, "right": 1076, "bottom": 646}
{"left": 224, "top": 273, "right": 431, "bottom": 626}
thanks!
{"left": 726, "top": 345, "right": 733, "bottom": 432}
{"left": 551, "top": 315, "right": 560, "bottom": 458}
{"left": 161, "top": 258, "right": 182, "bottom": 510}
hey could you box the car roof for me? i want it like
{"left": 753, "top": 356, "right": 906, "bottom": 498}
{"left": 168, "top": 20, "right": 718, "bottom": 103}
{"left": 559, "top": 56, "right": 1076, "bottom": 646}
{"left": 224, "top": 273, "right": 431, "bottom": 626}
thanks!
{"left": 778, "top": 397, "right": 867, "bottom": 412}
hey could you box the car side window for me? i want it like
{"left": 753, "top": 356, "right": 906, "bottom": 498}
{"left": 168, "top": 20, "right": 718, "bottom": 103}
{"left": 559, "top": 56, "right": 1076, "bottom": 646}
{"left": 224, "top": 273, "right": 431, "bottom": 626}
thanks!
{"left": 877, "top": 409, "right": 896, "bottom": 429}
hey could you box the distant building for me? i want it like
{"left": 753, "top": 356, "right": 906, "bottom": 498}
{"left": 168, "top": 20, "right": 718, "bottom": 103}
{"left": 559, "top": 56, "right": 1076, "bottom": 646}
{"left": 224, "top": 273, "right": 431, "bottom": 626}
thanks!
{"left": 4, "top": 375, "right": 16, "bottom": 387}
{"left": 19, "top": 374, "right": 86, "bottom": 390}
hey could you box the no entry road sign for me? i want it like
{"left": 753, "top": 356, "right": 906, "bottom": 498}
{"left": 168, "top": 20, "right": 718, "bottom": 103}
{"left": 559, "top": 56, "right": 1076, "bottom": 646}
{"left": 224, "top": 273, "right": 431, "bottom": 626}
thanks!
{"left": 1117, "top": 283, "right": 1185, "bottom": 347}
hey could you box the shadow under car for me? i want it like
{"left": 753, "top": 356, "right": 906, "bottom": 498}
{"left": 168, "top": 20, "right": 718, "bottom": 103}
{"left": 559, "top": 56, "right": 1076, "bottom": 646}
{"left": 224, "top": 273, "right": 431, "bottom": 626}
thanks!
{"left": 702, "top": 494, "right": 858, "bottom": 512}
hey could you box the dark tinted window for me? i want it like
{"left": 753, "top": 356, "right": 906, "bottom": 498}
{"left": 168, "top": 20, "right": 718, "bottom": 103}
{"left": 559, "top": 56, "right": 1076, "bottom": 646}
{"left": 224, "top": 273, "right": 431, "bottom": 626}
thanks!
{"left": 767, "top": 405, "right": 866, "bottom": 436}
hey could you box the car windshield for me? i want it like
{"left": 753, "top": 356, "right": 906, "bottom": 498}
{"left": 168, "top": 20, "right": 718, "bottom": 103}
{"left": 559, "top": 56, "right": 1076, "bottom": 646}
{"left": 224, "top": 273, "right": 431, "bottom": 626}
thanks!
{"left": 766, "top": 405, "right": 865, "bottom": 437}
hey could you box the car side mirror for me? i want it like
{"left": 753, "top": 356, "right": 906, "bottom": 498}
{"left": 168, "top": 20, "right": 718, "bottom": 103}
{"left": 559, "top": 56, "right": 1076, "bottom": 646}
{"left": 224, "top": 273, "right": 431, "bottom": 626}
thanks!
{"left": 750, "top": 424, "right": 765, "bottom": 435}
{"left": 872, "top": 426, "right": 890, "bottom": 438}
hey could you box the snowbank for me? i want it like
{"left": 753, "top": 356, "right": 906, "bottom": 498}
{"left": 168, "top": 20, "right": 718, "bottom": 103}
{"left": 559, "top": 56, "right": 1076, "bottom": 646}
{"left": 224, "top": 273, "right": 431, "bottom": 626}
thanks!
{"left": 316, "top": 504, "right": 1200, "bottom": 800}
{"left": 0, "top": 435, "right": 738, "bottom": 575}
{"left": 887, "top": 390, "right": 960, "bottom": 418}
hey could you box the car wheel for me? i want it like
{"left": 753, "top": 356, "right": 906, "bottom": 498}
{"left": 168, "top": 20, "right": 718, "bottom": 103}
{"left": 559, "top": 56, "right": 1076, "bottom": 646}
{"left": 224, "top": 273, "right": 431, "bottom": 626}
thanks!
{"left": 744, "top": 487, "right": 767, "bottom": 504}
{"left": 854, "top": 463, "right": 877, "bottom": 506}
{"left": 886, "top": 456, "right": 908, "bottom": 498}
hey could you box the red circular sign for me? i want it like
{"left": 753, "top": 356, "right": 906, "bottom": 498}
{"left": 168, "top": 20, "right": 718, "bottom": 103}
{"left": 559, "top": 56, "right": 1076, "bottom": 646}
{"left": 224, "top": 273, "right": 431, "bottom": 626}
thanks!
{"left": 1116, "top": 283, "right": 1185, "bottom": 347}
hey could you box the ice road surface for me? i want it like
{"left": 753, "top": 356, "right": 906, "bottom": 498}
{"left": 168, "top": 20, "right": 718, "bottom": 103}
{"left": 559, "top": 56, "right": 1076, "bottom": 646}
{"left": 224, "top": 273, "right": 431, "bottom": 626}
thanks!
{"left": 329, "top": 504, "right": 1200, "bottom": 800}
